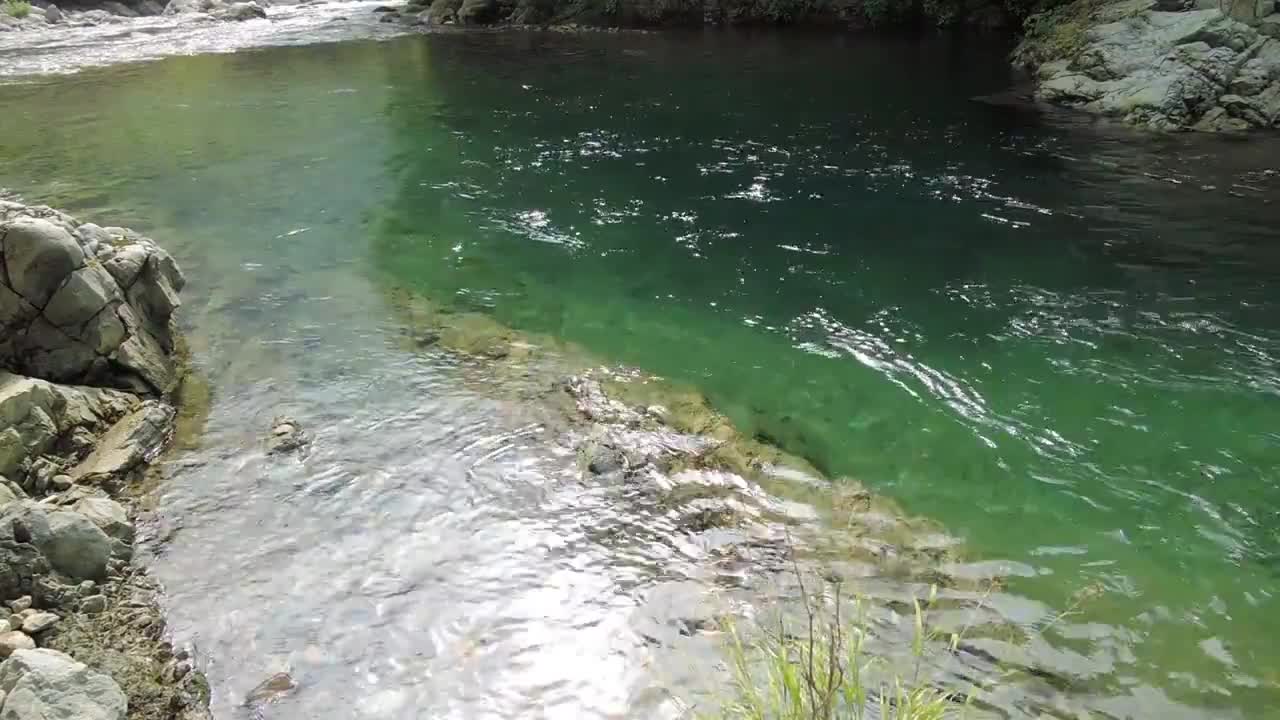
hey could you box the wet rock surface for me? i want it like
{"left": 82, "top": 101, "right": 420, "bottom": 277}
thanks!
{"left": 0, "top": 199, "right": 207, "bottom": 720}
{"left": 265, "top": 415, "right": 309, "bottom": 455}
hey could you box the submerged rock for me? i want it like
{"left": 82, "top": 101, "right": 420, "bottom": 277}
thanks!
{"left": 245, "top": 671, "right": 297, "bottom": 705}
{"left": 266, "top": 416, "right": 309, "bottom": 455}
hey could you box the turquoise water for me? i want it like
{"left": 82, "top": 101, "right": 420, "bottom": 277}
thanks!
{"left": 2, "top": 27, "right": 1280, "bottom": 717}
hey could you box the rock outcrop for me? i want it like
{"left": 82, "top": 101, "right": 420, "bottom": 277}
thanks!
{"left": 0, "top": 199, "right": 209, "bottom": 720}
{"left": 1019, "top": 0, "right": 1280, "bottom": 130}
{"left": 0, "top": 202, "right": 185, "bottom": 395}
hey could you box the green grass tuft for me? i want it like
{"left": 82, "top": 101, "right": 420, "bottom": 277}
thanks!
{"left": 710, "top": 564, "right": 970, "bottom": 720}
{"left": 2, "top": 0, "right": 32, "bottom": 18}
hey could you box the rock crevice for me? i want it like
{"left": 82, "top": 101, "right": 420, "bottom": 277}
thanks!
{"left": 0, "top": 201, "right": 185, "bottom": 396}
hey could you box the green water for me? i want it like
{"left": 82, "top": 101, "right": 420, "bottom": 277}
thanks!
{"left": 3, "top": 28, "right": 1280, "bottom": 716}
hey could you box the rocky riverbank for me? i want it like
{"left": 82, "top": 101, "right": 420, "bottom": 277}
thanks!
{"left": 0, "top": 198, "right": 210, "bottom": 720}
{"left": 1015, "top": 0, "right": 1280, "bottom": 130}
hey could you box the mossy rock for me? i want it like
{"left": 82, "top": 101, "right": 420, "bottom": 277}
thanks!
{"left": 427, "top": 0, "right": 462, "bottom": 22}
{"left": 458, "top": 0, "right": 498, "bottom": 23}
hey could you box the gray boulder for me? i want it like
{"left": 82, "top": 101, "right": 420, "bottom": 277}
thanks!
{"left": 0, "top": 649, "right": 127, "bottom": 720}
{"left": 69, "top": 497, "right": 133, "bottom": 544}
{"left": 0, "top": 204, "right": 185, "bottom": 394}
{"left": 42, "top": 4, "right": 61, "bottom": 22}
{"left": 218, "top": 1, "right": 266, "bottom": 18}
{"left": 1, "top": 502, "right": 112, "bottom": 581}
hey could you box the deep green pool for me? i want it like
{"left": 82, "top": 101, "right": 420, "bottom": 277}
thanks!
{"left": 2, "top": 26, "right": 1279, "bottom": 716}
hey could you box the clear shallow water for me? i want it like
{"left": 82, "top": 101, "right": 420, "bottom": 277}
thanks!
{"left": 1, "top": 25, "right": 1280, "bottom": 719}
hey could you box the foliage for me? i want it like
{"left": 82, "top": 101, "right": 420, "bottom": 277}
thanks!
{"left": 490, "top": 0, "right": 1073, "bottom": 27}
{"left": 2, "top": 0, "right": 32, "bottom": 18}
{"left": 1010, "top": 0, "right": 1103, "bottom": 68}
{"left": 711, "top": 556, "right": 969, "bottom": 720}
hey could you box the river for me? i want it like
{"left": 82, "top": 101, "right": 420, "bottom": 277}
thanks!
{"left": 1, "top": 14, "right": 1279, "bottom": 719}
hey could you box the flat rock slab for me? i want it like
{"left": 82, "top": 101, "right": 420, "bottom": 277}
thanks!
{"left": 70, "top": 401, "right": 174, "bottom": 483}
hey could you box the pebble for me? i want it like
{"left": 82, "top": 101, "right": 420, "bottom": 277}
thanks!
{"left": 0, "top": 631, "right": 34, "bottom": 658}
{"left": 7, "top": 596, "right": 31, "bottom": 613}
{"left": 80, "top": 595, "right": 108, "bottom": 614}
{"left": 21, "top": 612, "right": 59, "bottom": 634}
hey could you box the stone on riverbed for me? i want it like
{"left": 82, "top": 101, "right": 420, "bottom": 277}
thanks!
{"left": 245, "top": 671, "right": 297, "bottom": 705}
{"left": 0, "top": 648, "right": 127, "bottom": 720}
{"left": 266, "top": 416, "right": 309, "bottom": 455}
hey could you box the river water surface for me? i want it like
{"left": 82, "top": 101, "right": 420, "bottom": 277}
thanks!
{"left": 2, "top": 16, "right": 1279, "bottom": 719}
